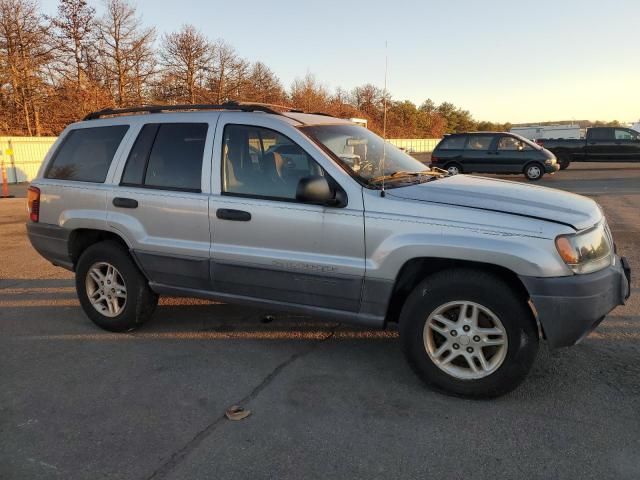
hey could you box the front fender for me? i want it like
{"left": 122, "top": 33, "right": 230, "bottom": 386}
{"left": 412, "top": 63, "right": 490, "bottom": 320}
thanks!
{"left": 366, "top": 224, "right": 572, "bottom": 281}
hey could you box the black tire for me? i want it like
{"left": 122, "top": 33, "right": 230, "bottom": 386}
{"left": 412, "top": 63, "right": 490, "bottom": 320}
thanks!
{"left": 75, "top": 240, "right": 158, "bottom": 332}
{"left": 444, "top": 162, "right": 462, "bottom": 175}
{"left": 557, "top": 153, "right": 571, "bottom": 170}
{"left": 399, "top": 269, "right": 538, "bottom": 398}
{"left": 524, "top": 162, "right": 544, "bottom": 181}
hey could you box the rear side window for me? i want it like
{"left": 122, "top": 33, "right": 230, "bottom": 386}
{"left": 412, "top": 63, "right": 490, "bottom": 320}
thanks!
{"left": 121, "top": 123, "right": 208, "bottom": 192}
{"left": 466, "top": 136, "right": 495, "bottom": 151}
{"left": 46, "top": 126, "right": 129, "bottom": 182}
{"left": 437, "top": 136, "right": 466, "bottom": 150}
{"left": 589, "top": 129, "right": 614, "bottom": 141}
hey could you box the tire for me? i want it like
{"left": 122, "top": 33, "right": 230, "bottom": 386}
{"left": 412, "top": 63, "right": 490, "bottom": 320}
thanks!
{"left": 524, "top": 162, "right": 544, "bottom": 181}
{"left": 444, "top": 163, "right": 462, "bottom": 175}
{"left": 557, "top": 153, "right": 571, "bottom": 170}
{"left": 399, "top": 269, "right": 538, "bottom": 398}
{"left": 75, "top": 240, "right": 158, "bottom": 332}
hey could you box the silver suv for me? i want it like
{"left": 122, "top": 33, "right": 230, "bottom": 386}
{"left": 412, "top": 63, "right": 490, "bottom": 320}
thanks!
{"left": 27, "top": 103, "right": 631, "bottom": 398}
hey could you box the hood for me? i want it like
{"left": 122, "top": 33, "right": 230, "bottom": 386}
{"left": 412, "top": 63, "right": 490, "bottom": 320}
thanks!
{"left": 387, "top": 175, "right": 601, "bottom": 230}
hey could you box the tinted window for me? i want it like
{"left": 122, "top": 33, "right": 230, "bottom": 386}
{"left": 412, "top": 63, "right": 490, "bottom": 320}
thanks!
{"left": 466, "top": 136, "right": 495, "bottom": 151}
{"left": 121, "top": 123, "right": 207, "bottom": 191}
{"left": 437, "top": 136, "right": 466, "bottom": 150}
{"left": 614, "top": 129, "right": 634, "bottom": 140}
{"left": 222, "top": 124, "right": 324, "bottom": 200}
{"left": 121, "top": 124, "right": 158, "bottom": 185}
{"left": 46, "top": 126, "right": 128, "bottom": 182}
{"left": 589, "top": 129, "right": 614, "bottom": 141}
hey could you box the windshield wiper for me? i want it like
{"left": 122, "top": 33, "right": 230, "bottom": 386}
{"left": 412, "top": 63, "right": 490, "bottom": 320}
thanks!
{"left": 368, "top": 171, "right": 428, "bottom": 185}
{"left": 368, "top": 170, "right": 445, "bottom": 185}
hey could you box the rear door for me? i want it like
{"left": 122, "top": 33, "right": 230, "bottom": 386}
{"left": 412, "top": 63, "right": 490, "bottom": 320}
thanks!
{"left": 209, "top": 114, "right": 366, "bottom": 312}
{"left": 585, "top": 128, "right": 616, "bottom": 160}
{"left": 107, "top": 119, "right": 216, "bottom": 290}
{"left": 463, "top": 135, "right": 497, "bottom": 172}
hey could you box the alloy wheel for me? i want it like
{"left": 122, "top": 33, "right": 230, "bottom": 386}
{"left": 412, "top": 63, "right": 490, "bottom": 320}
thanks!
{"left": 423, "top": 301, "right": 508, "bottom": 380}
{"left": 85, "top": 262, "right": 127, "bottom": 317}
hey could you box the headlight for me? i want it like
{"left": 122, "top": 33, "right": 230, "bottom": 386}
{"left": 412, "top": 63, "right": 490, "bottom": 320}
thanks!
{"left": 555, "top": 223, "right": 612, "bottom": 274}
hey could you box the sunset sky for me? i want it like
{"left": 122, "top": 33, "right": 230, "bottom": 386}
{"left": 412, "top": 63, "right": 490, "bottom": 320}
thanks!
{"left": 40, "top": 0, "right": 640, "bottom": 124}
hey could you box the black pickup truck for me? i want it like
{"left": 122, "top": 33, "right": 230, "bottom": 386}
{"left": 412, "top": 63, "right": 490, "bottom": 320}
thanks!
{"left": 537, "top": 127, "right": 640, "bottom": 169}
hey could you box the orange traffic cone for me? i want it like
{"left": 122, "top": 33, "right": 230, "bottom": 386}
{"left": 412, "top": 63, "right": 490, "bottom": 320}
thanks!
{"left": 1, "top": 160, "right": 15, "bottom": 198}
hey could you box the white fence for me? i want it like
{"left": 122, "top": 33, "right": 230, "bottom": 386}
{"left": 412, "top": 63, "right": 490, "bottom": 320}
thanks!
{"left": 0, "top": 137, "right": 57, "bottom": 183}
{"left": 387, "top": 138, "right": 441, "bottom": 153}
{"left": 0, "top": 136, "right": 442, "bottom": 184}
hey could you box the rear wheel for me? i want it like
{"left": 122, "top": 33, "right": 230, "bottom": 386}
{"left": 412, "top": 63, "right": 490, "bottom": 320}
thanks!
{"left": 524, "top": 162, "right": 544, "bottom": 181}
{"left": 399, "top": 269, "right": 538, "bottom": 398}
{"left": 445, "top": 163, "right": 462, "bottom": 175}
{"left": 75, "top": 240, "right": 158, "bottom": 332}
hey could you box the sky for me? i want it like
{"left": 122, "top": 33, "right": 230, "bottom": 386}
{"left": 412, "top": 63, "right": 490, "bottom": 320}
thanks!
{"left": 39, "top": 0, "right": 640, "bottom": 124}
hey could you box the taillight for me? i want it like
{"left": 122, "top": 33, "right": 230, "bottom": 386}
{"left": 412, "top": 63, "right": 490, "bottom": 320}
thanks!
{"left": 27, "top": 186, "right": 40, "bottom": 222}
{"left": 535, "top": 139, "right": 544, "bottom": 146}
{"left": 431, "top": 156, "right": 438, "bottom": 163}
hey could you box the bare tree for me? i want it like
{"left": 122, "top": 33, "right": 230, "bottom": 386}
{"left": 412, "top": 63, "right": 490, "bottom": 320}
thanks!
{"left": 49, "top": 0, "right": 95, "bottom": 89}
{"left": 242, "top": 61, "right": 285, "bottom": 104}
{"left": 159, "top": 24, "right": 212, "bottom": 104}
{"left": 290, "top": 73, "right": 329, "bottom": 112}
{"left": 0, "top": 0, "right": 51, "bottom": 135}
{"left": 209, "top": 39, "right": 240, "bottom": 103}
{"left": 97, "top": 0, "right": 155, "bottom": 106}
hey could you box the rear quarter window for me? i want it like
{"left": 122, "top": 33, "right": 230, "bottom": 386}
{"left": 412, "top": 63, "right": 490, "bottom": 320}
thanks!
{"left": 436, "top": 136, "right": 466, "bottom": 150}
{"left": 46, "top": 125, "right": 129, "bottom": 182}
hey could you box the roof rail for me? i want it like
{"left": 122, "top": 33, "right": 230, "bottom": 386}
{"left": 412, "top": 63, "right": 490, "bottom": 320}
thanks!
{"left": 83, "top": 101, "right": 309, "bottom": 121}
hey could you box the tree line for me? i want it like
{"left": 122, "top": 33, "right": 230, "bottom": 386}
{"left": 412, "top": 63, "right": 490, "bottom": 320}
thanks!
{"left": 1, "top": 0, "right": 595, "bottom": 139}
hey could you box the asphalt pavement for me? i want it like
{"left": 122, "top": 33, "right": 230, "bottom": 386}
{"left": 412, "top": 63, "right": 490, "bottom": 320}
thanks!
{"left": 1, "top": 163, "right": 639, "bottom": 479}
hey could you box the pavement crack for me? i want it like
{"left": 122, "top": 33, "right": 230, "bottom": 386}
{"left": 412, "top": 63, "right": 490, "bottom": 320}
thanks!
{"left": 144, "top": 323, "right": 340, "bottom": 480}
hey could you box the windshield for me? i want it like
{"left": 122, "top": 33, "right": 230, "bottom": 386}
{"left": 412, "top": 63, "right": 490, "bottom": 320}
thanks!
{"left": 301, "top": 124, "right": 431, "bottom": 186}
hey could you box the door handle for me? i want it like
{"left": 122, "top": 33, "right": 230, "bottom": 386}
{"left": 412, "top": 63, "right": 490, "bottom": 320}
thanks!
{"left": 216, "top": 208, "right": 251, "bottom": 221}
{"left": 113, "top": 197, "right": 138, "bottom": 209}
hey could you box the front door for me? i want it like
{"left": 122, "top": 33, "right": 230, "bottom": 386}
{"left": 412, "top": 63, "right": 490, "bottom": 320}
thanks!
{"left": 494, "top": 135, "right": 530, "bottom": 173}
{"left": 613, "top": 128, "right": 640, "bottom": 161}
{"left": 209, "top": 116, "right": 366, "bottom": 312}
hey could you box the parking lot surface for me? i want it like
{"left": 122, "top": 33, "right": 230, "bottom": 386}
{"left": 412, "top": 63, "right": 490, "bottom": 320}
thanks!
{"left": 1, "top": 163, "right": 639, "bottom": 479}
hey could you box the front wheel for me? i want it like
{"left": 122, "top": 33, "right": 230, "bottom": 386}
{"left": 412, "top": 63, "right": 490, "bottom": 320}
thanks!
{"left": 399, "top": 269, "right": 539, "bottom": 398}
{"left": 524, "top": 162, "right": 544, "bottom": 181}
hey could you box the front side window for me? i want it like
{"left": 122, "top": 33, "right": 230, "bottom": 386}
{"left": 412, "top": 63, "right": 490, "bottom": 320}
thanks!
{"left": 222, "top": 125, "right": 325, "bottom": 200}
{"left": 465, "top": 135, "right": 495, "bottom": 151}
{"left": 46, "top": 125, "right": 129, "bottom": 182}
{"left": 121, "top": 123, "right": 208, "bottom": 191}
{"left": 614, "top": 129, "right": 634, "bottom": 140}
{"left": 497, "top": 136, "right": 531, "bottom": 151}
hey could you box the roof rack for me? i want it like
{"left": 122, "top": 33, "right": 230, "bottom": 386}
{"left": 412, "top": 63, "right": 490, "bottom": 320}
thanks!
{"left": 83, "top": 101, "right": 309, "bottom": 121}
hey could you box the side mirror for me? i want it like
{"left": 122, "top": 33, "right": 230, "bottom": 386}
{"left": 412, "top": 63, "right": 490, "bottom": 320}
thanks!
{"left": 296, "top": 176, "right": 346, "bottom": 207}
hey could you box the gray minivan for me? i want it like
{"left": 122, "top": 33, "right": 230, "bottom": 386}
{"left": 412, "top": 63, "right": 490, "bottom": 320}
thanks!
{"left": 430, "top": 132, "right": 559, "bottom": 180}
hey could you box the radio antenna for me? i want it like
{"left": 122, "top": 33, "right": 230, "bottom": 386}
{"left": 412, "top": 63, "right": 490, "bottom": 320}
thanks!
{"left": 381, "top": 41, "right": 388, "bottom": 197}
